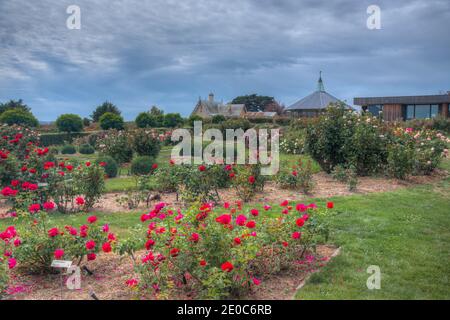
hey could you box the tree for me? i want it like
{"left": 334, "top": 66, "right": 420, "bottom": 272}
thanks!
{"left": 211, "top": 115, "right": 226, "bottom": 124}
{"left": 0, "top": 99, "right": 31, "bottom": 115}
{"left": 231, "top": 94, "right": 275, "bottom": 112}
{"left": 0, "top": 109, "right": 38, "bottom": 127}
{"left": 99, "top": 112, "right": 125, "bottom": 130}
{"left": 149, "top": 106, "right": 164, "bottom": 116}
{"left": 135, "top": 112, "right": 154, "bottom": 128}
{"left": 188, "top": 114, "right": 203, "bottom": 127}
{"left": 163, "top": 113, "right": 184, "bottom": 128}
{"left": 91, "top": 101, "right": 121, "bottom": 122}
{"left": 55, "top": 114, "right": 84, "bottom": 133}
{"left": 264, "top": 101, "right": 285, "bottom": 115}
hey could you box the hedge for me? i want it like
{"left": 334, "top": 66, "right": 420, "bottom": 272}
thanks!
{"left": 39, "top": 132, "right": 92, "bottom": 147}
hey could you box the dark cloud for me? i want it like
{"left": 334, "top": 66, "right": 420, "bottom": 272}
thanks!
{"left": 0, "top": 0, "right": 449, "bottom": 120}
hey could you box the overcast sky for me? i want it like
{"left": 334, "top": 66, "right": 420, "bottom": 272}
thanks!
{"left": 0, "top": 0, "right": 449, "bottom": 121}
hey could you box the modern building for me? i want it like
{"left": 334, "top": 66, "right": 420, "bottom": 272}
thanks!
{"left": 286, "top": 72, "right": 351, "bottom": 117}
{"left": 354, "top": 93, "right": 450, "bottom": 121}
{"left": 191, "top": 93, "right": 246, "bottom": 118}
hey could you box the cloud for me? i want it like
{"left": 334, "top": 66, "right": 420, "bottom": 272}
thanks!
{"left": 0, "top": 0, "right": 449, "bottom": 120}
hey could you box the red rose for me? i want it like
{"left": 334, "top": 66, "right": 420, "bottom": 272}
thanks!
{"left": 87, "top": 253, "right": 97, "bottom": 261}
{"left": 86, "top": 240, "right": 96, "bottom": 250}
{"left": 145, "top": 239, "right": 155, "bottom": 250}
{"left": 246, "top": 220, "right": 256, "bottom": 229}
{"left": 102, "top": 242, "right": 112, "bottom": 253}
{"left": 87, "top": 215, "right": 97, "bottom": 224}
{"left": 199, "top": 260, "right": 207, "bottom": 266}
{"left": 152, "top": 163, "right": 158, "bottom": 170}
{"left": 54, "top": 249, "right": 64, "bottom": 259}
{"left": 170, "top": 248, "right": 180, "bottom": 257}
{"left": 250, "top": 209, "right": 259, "bottom": 216}
{"left": 190, "top": 233, "right": 200, "bottom": 243}
{"left": 234, "top": 237, "right": 241, "bottom": 245}
{"left": 216, "top": 214, "right": 232, "bottom": 225}
{"left": 48, "top": 227, "right": 59, "bottom": 237}
{"left": 43, "top": 202, "right": 55, "bottom": 211}
{"left": 292, "top": 231, "right": 301, "bottom": 240}
{"left": 280, "top": 200, "right": 289, "bottom": 207}
{"left": 248, "top": 176, "right": 255, "bottom": 184}
{"left": 296, "top": 218, "right": 305, "bottom": 227}
{"left": 76, "top": 197, "right": 85, "bottom": 205}
{"left": 235, "top": 214, "right": 247, "bottom": 226}
{"left": 327, "top": 201, "right": 334, "bottom": 209}
{"left": 198, "top": 165, "right": 206, "bottom": 172}
{"left": 86, "top": 162, "right": 91, "bottom": 167}
{"left": 221, "top": 261, "right": 234, "bottom": 272}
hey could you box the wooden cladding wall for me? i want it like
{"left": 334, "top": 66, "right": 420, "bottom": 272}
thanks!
{"left": 383, "top": 104, "right": 403, "bottom": 121}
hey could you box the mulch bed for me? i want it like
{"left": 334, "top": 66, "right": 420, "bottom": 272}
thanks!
{"left": 4, "top": 245, "right": 339, "bottom": 300}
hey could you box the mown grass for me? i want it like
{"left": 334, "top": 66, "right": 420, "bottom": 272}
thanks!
{"left": 295, "top": 159, "right": 450, "bottom": 300}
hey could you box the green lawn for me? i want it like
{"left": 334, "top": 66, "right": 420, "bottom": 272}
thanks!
{"left": 296, "top": 175, "right": 450, "bottom": 299}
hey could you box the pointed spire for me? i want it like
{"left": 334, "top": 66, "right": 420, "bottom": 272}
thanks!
{"left": 317, "top": 71, "right": 325, "bottom": 92}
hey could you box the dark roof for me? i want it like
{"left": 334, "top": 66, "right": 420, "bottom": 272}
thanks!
{"left": 287, "top": 72, "right": 352, "bottom": 110}
{"left": 286, "top": 90, "right": 349, "bottom": 110}
{"left": 354, "top": 93, "right": 450, "bottom": 106}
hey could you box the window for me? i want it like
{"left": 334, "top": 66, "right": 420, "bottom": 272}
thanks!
{"left": 405, "top": 104, "right": 439, "bottom": 120}
{"left": 406, "top": 105, "right": 415, "bottom": 120}
{"left": 367, "top": 105, "right": 383, "bottom": 116}
{"left": 415, "top": 105, "right": 430, "bottom": 119}
{"left": 430, "top": 105, "right": 439, "bottom": 118}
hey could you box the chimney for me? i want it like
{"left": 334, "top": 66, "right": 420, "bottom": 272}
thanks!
{"left": 208, "top": 93, "right": 214, "bottom": 103}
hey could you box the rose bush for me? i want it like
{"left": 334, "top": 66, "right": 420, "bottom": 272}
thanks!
{"left": 12, "top": 211, "right": 116, "bottom": 273}
{"left": 306, "top": 105, "right": 449, "bottom": 179}
{"left": 0, "top": 225, "right": 20, "bottom": 297}
{"left": 119, "top": 200, "right": 335, "bottom": 299}
{"left": 1, "top": 126, "right": 106, "bottom": 214}
{"left": 276, "top": 158, "right": 314, "bottom": 193}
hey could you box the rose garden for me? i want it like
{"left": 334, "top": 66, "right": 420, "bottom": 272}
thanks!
{"left": 0, "top": 104, "right": 449, "bottom": 300}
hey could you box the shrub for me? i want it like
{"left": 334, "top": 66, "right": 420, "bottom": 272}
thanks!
{"left": 1, "top": 225, "right": 19, "bottom": 297}
{"left": 131, "top": 156, "right": 156, "bottom": 176}
{"left": 39, "top": 132, "right": 91, "bottom": 147}
{"left": 276, "top": 159, "right": 314, "bottom": 193}
{"left": 212, "top": 115, "right": 226, "bottom": 124}
{"left": 187, "top": 114, "right": 204, "bottom": 127}
{"left": 91, "top": 101, "right": 121, "bottom": 122}
{"left": 280, "top": 129, "right": 305, "bottom": 155}
{"left": 221, "top": 118, "right": 252, "bottom": 132}
{"left": 13, "top": 213, "right": 116, "bottom": 273}
{"left": 386, "top": 141, "right": 415, "bottom": 180}
{"left": 331, "top": 164, "right": 358, "bottom": 191}
{"left": 78, "top": 144, "right": 95, "bottom": 155}
{"left": 0, "top": 127, "right": 106, "bottom": 214}
{"left": 231, "top": 164, "right": 265, "bottom": 202}
{"left": 163, "top": 113, "right": 184, "bottom": 128}
{"left": 99, "top": 112, "right": 125, "bottom": 130}
{"left": 55, "top": 114, "right": 83, "bottom": 133}
{"left": 135, "top": 112, "right": 154, "bottom": 128}
{"left": 96, "top": 130, "right": 133, "bottom": 164}
{"left": 130, "top": 129, "right": 161, "bottom": 157}
{"left": 120, "top": 200, "right": 335, "bottom": 299}
{"left": 0, "top": 109, "right": 38, "bottom": 127}
{"left": 61, "top": 145, "right": 77, "bottom": 154}
{"left": 96, "top": 155, "right": 118, "bottom": 178}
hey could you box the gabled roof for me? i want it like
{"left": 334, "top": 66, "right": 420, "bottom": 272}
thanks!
{"left": 286, "top": 72, "right": 351, "bottom": 110}
{"left": 192, "top": 95, "right": 246, "bottom": 117}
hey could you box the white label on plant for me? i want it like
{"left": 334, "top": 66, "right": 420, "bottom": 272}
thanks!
{"left": 51, "top": 260, "right": 72, "bottom": 269}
